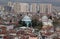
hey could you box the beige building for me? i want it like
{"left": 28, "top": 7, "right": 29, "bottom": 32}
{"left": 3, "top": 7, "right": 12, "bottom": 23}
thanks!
{"left": 20, "top": 3, "right": 29, "bottom": 12}
{"left": 8, "top": 2, "right": 29, "bottom": 13}
{"left": 13, "top": 2, "right": 21, "bottom": 13}
{"left": 8, "top": 2, "right": 21, "bottom": 13}
{"left": 8, "top": 2, "right": 52, "bottom": 14}
{"left": 39, "top": 4, "right": 52, "bottom": 14}
{"left": 8, "top": 2, "right": 13, "bottom": 7}
{"left": 29, "top": 37, "right": 37, "bottom": 39}
{"left": 30, "top": 3, "right": 37, "bottom": 12}
{"left": 39, "top": 4, "right": 46, "bottom": 13}
{"left": 47, "top": 4, "right": 52, "bottom": 14}
{"left": 0, "top": 5, "right": 4, "bottom": 11}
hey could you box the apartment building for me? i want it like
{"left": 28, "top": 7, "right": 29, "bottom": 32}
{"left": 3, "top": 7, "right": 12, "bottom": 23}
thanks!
{"left": 8, "top": 2, "right": 29, "bottom": 13}
{"left": 8, "top": 2, "right": 52, "bottom": 14}
{"left": 29, "top": 3, "right": 37, "bottom": 13}
{"left": 20, "top": 3, "right": 29, "bottom": 12}
{"left": 0, "top": 5, "right": 4, "bottom": 11}
{"left": 39, "top": 4, "right": 52, "bottom": 14}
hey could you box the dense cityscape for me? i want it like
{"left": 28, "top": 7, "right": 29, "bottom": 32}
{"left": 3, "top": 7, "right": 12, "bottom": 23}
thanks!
{"left": 0, "top": 1, "right": 60, "bottom": 39}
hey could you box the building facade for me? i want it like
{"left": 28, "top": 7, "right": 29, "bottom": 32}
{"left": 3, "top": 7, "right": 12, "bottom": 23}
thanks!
{"left": 0, "top": 5, "right": 4, "bottom": 11}
{"left": 8, "top": 2, "right": 29, "bottom": 13}
{"left": 8, "top": 2, "right": 52, "bottom": 14}
{"left": 20, "top": 3, "right": 29, "bottom": 12}
{"left": 39, "top": 4, "right": 52, "bottom": 14}
{"left": 29, "top": 3, "right": 37, "bottom": 13}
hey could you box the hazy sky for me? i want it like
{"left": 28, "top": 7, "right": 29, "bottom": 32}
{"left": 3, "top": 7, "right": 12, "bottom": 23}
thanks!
{"left": 0, "top": 0, "right": 60, "bottom": 6}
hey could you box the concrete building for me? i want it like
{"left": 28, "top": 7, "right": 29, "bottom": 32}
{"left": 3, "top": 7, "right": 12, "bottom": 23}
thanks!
{"left": 20, "top": 3, "right": 29, "bottom": 12}
{"left": 4, "top": 6, "right": 12, "bottom": 12}
{"left": 30, "top": 3, "right": 37, "bottom": 13}
{"left": 8, "top": 2, "right": 13, "bottom": 7}
{"left": 0, "top": 5, "right": 4, "bottom": 11}
{"left": 39, "top": 4, "right": 52, "bottom": 14}
{"left": 0, "top": 26, "right": 7, "bottom": 39}
{"left": 8, "top": 2, "right": 29, "bottom": 13}
{"left": 13, "top": 2, "right": 21, "bottom": 13}
{"left": 8, "top": 2, "right": 20, "bottom": 13}
{"left": 8, "top": 2, "right": 52, "bottom": 14}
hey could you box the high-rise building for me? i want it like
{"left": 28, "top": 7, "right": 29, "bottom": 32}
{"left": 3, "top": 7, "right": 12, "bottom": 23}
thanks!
{"left": 39, "top": 4, "right": 46, "bottom": 13}
{"left": 8, "top": 2, "right": 29, "bottom": 13}
{"left": 8, "top": 2, "right": 52, "bottom": 14}
{"left": 0, "top": 5, "right": 4, "bottom": 11}
{"left": 47, "top": 4, "right": 52, "bottom": 14}
{"left": 39, "top": 4, "right": 52, "bottom": 14}
{"left": 8, "top": 2, "right": 13, "bottom": 7}
{"left": 20, "top": 3, "right": 29, "bottom": 12}
{"left": 13, "top": 2, "right": 21, "bottom": 13}
{"left": 30, "top": 3, "right": 37, "bottom": 13}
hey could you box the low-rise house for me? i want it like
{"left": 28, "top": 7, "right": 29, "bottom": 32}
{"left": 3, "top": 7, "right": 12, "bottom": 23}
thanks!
{"left": 9, "top": 29, "right": 17, "bottom": 39}
{"left": 0, "top": 26, "right": 7, "bottom": 39}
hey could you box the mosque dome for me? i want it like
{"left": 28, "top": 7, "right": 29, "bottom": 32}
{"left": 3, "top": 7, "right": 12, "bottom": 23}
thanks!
{"left": 22, "top": 15, "right": 31, "bottom": 21}
{"left": 42, "top": 15, "right": 48, "bottom": 22}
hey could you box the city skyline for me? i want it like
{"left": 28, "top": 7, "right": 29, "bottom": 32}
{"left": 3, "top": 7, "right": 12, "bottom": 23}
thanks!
{"left": 0, "top": 0, "right": 60, "bottom": 6}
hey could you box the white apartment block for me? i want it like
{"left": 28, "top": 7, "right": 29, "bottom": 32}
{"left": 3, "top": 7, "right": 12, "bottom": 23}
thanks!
{"left": 30, "top": 3, "right": 37, "bottom": 13}
{"left": 39, "top": 4, "right": 46, "bottom": 13}
{"left": 20, "top": 3, "right": 29, "bottom": 12}
{"left": 8, "top": 2, "right": 29, "bottom": 13}
{"left": 0, "top": 5, "right": 4, "bottom": 11}
{"left": 8, "top": 2, "right": 52, "bottom": 14}
{"left": 47, "top": 4, "right": 52, "bottom": 14}
{"left": 39, "top": 4, "right": 52, "bottom": 14}
{"left": 8, "top": 2, "right": 13, "bottom": 7}
{"left": 13, "top": 3, "right": 21, "bottom": 13}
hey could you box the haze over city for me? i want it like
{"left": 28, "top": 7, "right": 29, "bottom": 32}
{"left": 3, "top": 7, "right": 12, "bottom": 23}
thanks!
{"left": 0, "top": 0, "right": 60, "bottom": 6}
{"left": 0, "top": 0, "right": 60, "bottom": 39}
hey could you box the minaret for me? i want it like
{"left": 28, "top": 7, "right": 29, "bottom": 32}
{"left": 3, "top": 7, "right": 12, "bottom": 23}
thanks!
{"left": 37, "top": 3, "right": 40, "bottom": 13}
{"left": 8, "top": 0, "right": 12, "bottom": 6}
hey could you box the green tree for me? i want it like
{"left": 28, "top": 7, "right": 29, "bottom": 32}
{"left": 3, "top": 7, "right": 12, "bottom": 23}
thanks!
{"left": 32, "top": 19, "right": 42, "bottom": 29}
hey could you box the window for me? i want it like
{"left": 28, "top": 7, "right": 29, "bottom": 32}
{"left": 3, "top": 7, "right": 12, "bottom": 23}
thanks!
{"left": 0, "top": 36, "right": 3, "bottom": 39}
{"left": 0, "top": 29, "right": 2, "bottom": 32}
{"left": 9, "top": 35, "right": 14, "bottom": 39}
